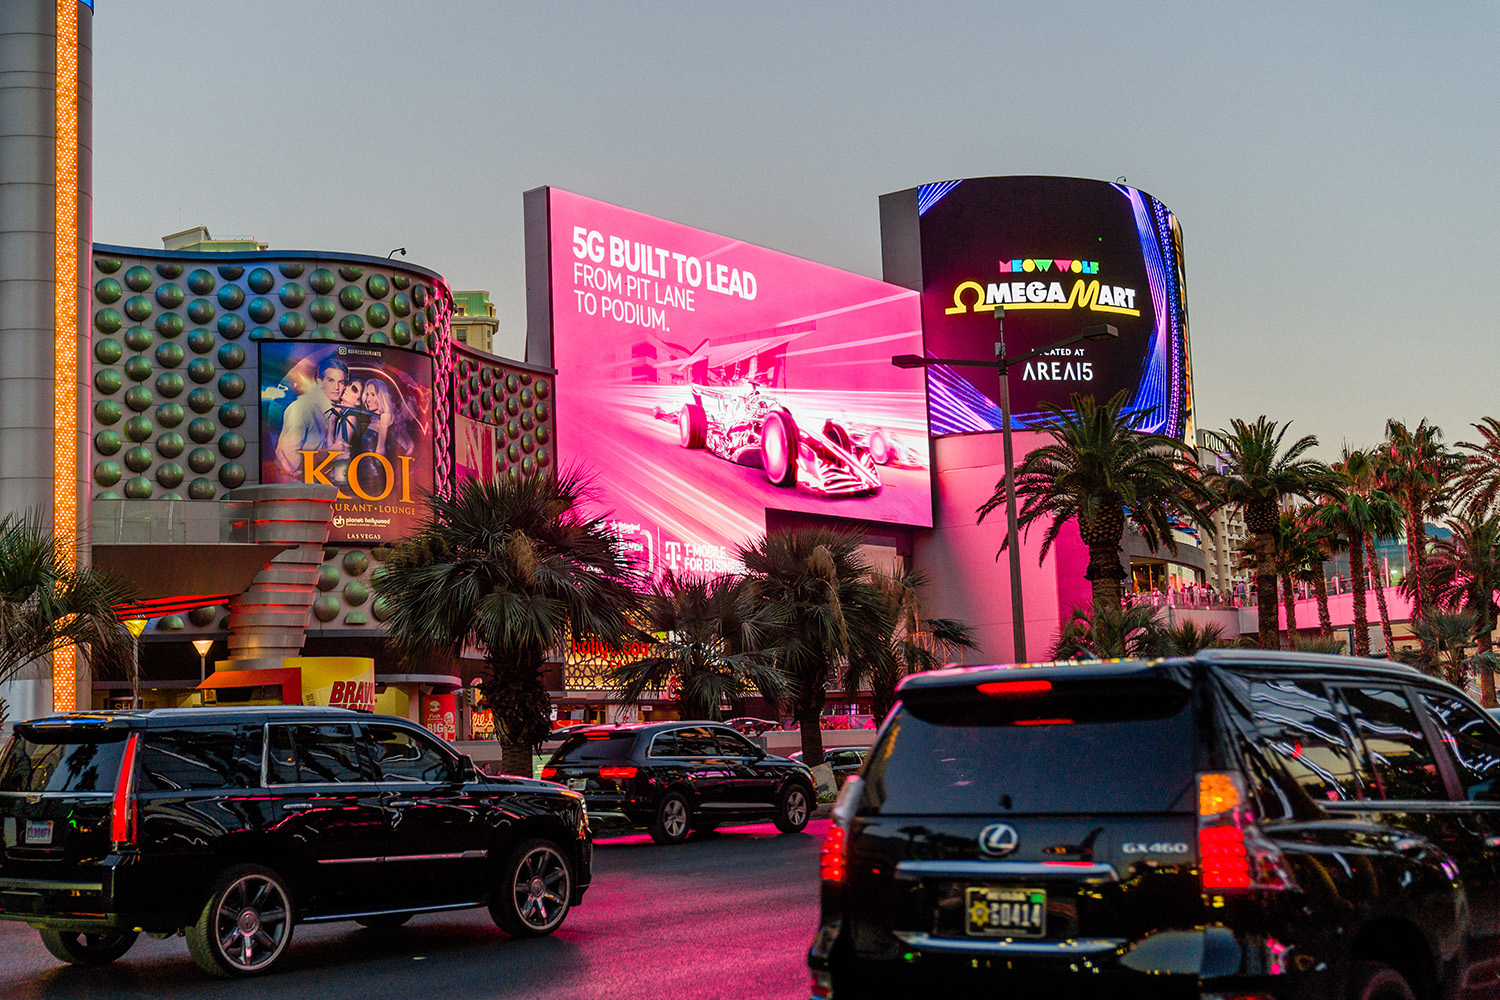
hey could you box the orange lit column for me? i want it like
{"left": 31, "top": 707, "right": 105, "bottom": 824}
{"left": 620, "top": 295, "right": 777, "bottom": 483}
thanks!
{"left": 0, "top": 1, "right": 93, "bottom": 712}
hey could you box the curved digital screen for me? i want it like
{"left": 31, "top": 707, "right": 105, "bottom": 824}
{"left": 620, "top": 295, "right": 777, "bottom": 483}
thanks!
{"left": 534, "top": 188, "right": 932, "bottom": 576}
{"left": 883, "top": 176, "right": 1192, "bottom": 439}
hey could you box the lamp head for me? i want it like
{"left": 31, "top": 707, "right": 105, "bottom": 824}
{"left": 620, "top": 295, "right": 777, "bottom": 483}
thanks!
{"left": 191, "top": 638, "right": 214, "bottom": 657}
{"left": 891, "top": 354, "right": 928, "bottom": 369}
{"left": 1082, "top": 324, "right": 1119, "bottom": 342}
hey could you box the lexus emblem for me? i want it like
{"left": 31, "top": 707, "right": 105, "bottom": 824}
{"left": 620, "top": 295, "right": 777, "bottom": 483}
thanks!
{"left": 979, "top": 823, "right": 1019, "bottom": 857}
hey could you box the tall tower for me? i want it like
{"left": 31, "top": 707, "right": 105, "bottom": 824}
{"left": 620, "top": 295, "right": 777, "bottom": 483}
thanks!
{"left": 0, "top": 1, "right": 93, "bottom": 712}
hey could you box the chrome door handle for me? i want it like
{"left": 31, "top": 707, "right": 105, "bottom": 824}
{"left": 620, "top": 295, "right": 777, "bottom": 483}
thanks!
{"left": 388, "top": 799, "right": 421, "bottom": 808}
{"left": 281, "top": 802, "right": 315, "bottom": 812}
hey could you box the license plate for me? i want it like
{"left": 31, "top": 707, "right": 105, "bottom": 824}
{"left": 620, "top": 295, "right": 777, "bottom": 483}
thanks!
{"left": 567, "top": 778, "right": 588, "bottom": 791}
{"left": 24, "top": 820, "right": 53, "bottom": 846}
{"left": 966, "top": 887, "right": 1046, "bottom": 938}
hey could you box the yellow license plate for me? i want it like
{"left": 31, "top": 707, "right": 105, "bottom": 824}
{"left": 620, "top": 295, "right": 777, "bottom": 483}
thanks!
{"left": 965, "top": 887, "right": 1046, "bottom": 938}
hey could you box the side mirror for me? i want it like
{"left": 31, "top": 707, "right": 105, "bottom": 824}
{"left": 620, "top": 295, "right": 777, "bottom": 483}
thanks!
{"left": 458, "top": 753, "right": 479, "bottom": 783}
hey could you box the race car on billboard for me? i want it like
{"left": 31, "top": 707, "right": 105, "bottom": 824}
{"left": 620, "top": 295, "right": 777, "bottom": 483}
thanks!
{"left": 842, "top": 423, "right": 926, "bottom": 469}
{"left": 655, "top": 382, "right": 882, "bottom": 497}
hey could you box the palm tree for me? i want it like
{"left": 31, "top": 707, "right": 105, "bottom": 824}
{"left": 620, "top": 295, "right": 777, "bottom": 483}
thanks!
{"left": 1456, "top": 416, "right": 1500, "bottom": 515}
{"left": 738, "top": 527, "right": 890, "bottom": 766}
{"left": 1160, "top": 618, "right": 1229, "bottom": 655}
{"left": 1051, "top": 603, "right": 1168, "bottom": 659}
{"left": 977, "top": 391, "right": 1211, "bottom": 616}
{"left": 1272, "top": 511, "right": 1324, "bottom": 649}
{"left": 1295, "top": 509, "right": 1342, "bottom": 639}
{"left": 1396, "top": 611, "right": 1500, "bottom": 690}
{"left": 1205, "top": 418, "right": 1331, "bottom": 649}
{"left": 844, "top": 567, "right": 977, "bottom": 724}
{"left": 1379, "top": 419, "right": 1459, "bottom": 643}
{"left": 1366, "top": 534, "right": 1398, "bottom": 657}
{"left": 608, "top": 572, "right": 786, "bottom": 721}
{"left": 1306, "top": 449, "right": 1403, "bottom": 657}
{"left": 374, "top": 472, "right": 640, "bottom": 776}
{"left": 0, "top": 510, "right": 131, "bottom": 689}
{"left": 1428, "top": 510, "right": 1500, "bottom": 706}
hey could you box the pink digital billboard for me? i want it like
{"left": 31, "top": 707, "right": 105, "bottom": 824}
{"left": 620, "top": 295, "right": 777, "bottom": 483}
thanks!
{"left": 534, "top": 188, "right": 931, "bottom": 576}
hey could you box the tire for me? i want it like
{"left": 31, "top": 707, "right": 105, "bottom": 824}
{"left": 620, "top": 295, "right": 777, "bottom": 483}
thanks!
{"left": 868, "top": 430, "right": 894, "bottom": 465}
{"left": 760, "top": 410, "right": 798, "bottom": 488}
{"left": 488, "top": 838, "right": 573, "bottom": 937}
{"left": 1347, "top": 962, "right": 1416, "bottom": 1000}
{"left": 823, "top": 420, "right": 853, "bottom": 452}
{"left": 186, "top": 864, "right": 295, "bottom": 978}
{"left": 679, "top": 403, "right": 707, "bottom": 449}
{"left": 355, "top": 913, "right": 412, "bottom": 929}
{"left": 649, "top": 791, "right": 692, "bottom": 844}
{"left": 37, "top": 928, "right": 138, "bottom": 966}
{"left": 774, "top": 782, "right": 812, "bottom": 834}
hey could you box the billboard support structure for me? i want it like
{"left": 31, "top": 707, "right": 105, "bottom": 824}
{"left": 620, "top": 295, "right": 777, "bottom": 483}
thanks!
{"left": 895, "top": 320, "right": 1119, "bottom": 662}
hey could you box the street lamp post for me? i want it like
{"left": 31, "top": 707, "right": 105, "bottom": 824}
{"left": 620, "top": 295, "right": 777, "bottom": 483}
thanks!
{"left": 123, "top": 618, "right": 149, "bottom": 709}
{"left": 191, "top": 638, "right": 214, "bottom": 682}
{"left": 894, "top": 316, "right": 1119, "bottom": 663}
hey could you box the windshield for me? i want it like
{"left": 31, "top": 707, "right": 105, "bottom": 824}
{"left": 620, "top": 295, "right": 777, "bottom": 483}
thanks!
{"left": 0, "top": 732, "right": 127, "bottom": 794}
{"left": 552, "top": 733, "right": 638, "bottom": 763}
{"left": 862, "top": 681, "right": 1199, "bottom": 815}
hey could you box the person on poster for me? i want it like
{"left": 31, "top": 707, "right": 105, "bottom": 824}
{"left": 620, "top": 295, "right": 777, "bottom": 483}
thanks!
{"left": 351, "top": 376, "right": 417, "bottom": 496}
{"left": 273, "top": 356, "right": 348, "bottom": 480}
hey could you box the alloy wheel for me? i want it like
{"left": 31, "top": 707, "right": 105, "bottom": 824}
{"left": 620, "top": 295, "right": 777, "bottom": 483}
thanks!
{"left": 511, "top": 844, "right": 571, "bottom": 931}
{"left": 662, "top": 797, "right": 688, "bottom": 838}
{"left": 212, "top": 871, "right": 291, "bottom": 972}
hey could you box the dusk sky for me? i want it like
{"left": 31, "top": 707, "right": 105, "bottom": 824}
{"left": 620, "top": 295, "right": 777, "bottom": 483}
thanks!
{"left": 91, "top": 2, "right": 1498, "bottom": 455}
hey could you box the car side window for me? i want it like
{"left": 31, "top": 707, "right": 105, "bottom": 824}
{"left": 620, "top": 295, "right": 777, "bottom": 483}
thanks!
{"left": 365, "top": 723, "right": 455, "bottom": 783}
{"left": 713, "top": 730, "right": 758, "bottom": 757}
{"left": 1418, "top": 692, "right": 1500, "bottom": 801}
{"left": 140, "top": 725, "right": 265, "bottom": 790}
{"left": 1245, "top": 678, "right": 1364, "bottom": 802}
{"left": 1337, "top": 687, "right": 1448, "bottom": 801}
{"left": 675, "top": 727, "right": 719, "bottom": 756}
{"left": 267, "top": 724, "right": 374, "bottom": 784}
{"left": 648, "top": 731, "right": 682, "bottom": 757}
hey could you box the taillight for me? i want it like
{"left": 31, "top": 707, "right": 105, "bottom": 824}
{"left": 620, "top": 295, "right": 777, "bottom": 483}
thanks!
{"left": 1197, "top": 771, "right": 1295, "bottom": 892}
{"left": 976, "top": 679, "right": 1052, "bottom": 696}
{"left": 110, "top": 733, "right": 140, "bottom": 848}
{"left": 599, "top": 766, "right": 637, "bottom": 781}
{"left": 539, "top": 766, "right": 557, "bottom": 780}
{"left": 820, "top": 824, "right": 847, "bottom": 882}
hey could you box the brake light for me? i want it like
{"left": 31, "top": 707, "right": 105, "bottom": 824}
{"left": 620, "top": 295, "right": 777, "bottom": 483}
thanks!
{"left": 540, "top": 766, "right": 557, "bottom": 780}
{"left": 976, "top": 679, "right": 1052, "bottom": 695}
{"left": 1197, "top": 771, "right": 1295, "bottom": 892}
{"left": 599, "top": 766, "right": 637, "bottom": 781}
{"left": 110, "top": 733, "right": 140, "bottom": 847}
{"left": 1013, "top": 717, "right": 1073, "bottom": 726}
{"left": 820, "top": 824, "right": 847, "bottom": 882}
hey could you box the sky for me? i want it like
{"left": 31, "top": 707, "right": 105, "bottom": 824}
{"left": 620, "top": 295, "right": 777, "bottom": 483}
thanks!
{"left": 90, "top": 1, "right": 1499, "bottom": 456}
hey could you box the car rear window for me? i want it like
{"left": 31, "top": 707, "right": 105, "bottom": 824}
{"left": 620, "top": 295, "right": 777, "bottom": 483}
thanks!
{"left": 553, "top": 733, "right": 638, "bottom": 762}
{"left": 0, "top": 730, "right": 128, "bottom": 794}
{"left": 861, "top": 680, "right": 1199, "bottom": 815}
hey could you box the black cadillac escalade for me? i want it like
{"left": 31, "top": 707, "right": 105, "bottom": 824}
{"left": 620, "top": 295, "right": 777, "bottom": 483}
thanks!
{"left": 0, "top": 706, "right": 591, "bottom": 977}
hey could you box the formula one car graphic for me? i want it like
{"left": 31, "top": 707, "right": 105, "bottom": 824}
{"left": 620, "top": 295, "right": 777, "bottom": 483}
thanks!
{"left": 655, "top": 383, "right": 882, "bottom": 497}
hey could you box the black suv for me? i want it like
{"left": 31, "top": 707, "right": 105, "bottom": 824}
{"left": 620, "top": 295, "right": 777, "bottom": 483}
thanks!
{"left": 810, "top": 650, "right": 1500, "bottom": 1000}
{"left": 542, "top": 722, "right": 816, "bottom": 843}
{"left": 0, "top": 706, "right": 591, "bottom": 977}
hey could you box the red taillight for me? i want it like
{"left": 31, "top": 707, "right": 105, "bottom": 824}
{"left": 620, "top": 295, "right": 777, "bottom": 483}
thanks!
{"left": 1199, "top": 824, "right": 1253, "bottom": 889}
{"left": 1013, "top": 717, "right": 1073, "bottom": 726}
{"left": 1197, "top": 771, "right": 1295, "bottom": 893}
{"left": 976, "top": 679, "right": 1052, "bottom": 696}
{"left": 598, "top": 766, "right": 637, "bottom": 781}
{"left": 110, "top": 733, "right": 140, "bottom": 847}
{"left": 820, "top": 824, "right": 847, "bottom": 882}
{"left": 539, "top": 766, "right": 557, "bottom": 780}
